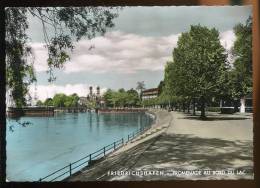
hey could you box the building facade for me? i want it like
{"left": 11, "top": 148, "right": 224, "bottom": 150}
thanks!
{"left": 142, "top": 88, "right": 159, "bottom": 100}
{"left": 78, "top": 86, "right": 104, "bottom": 108}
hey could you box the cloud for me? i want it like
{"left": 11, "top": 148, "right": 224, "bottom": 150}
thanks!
{"left": 30, "top": 31, "right": 179, "bottom": 74}
{"left": 66, "top": 31, "right": 180, "bottom": 74}
{"left": 29, "top": 43, "right": 49, "bottom": 72}
{"left": 31, "top": 30, "right": 236, "bottom": 74}
{"left": 29, "top": 84, "right": 107, "bottom": 101}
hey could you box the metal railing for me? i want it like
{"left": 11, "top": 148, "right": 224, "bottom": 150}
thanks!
{"left": 38, "top": 124, "right": 153, "bottom": 182}
{"left": 127, "top": 125, "right": 150, "bottom": 142}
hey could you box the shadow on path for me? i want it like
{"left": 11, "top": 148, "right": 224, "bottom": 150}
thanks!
{"left": 68, "top": 133, "right": 253, "bottom": 181}
{"left": 180, "top": 116, "right": 250, "bottom": 121}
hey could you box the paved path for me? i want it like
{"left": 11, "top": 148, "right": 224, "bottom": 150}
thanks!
{"left": 68, "top": 110, "right": 253, "bottom": 181}
{"left": 167, "top": 111, "right": 253, "bottom": 140}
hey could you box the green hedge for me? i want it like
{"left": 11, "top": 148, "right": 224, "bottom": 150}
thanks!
{"left": 206, "top": 107, "right": 221, "bottom": 112}
{"left": 220, "top": 107, "right": 234, "bottom": 114}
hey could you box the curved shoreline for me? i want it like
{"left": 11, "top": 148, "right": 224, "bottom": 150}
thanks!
{"left": 111, "top": 109, "right": 171, "bottom": 155}
{"left": 98, "top": 108, "right": 147, "bottom": 114}
{"left": 67, "top": 109, "right": 173, "bottom": 181}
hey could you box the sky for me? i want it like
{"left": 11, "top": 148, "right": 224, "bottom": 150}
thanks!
{"left": 25, "top": 6, "right": 252, "bottom": 102}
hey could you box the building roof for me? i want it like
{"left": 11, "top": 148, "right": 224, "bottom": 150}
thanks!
{"left": 143, "top": 88, "right": 159, "bottom": 93}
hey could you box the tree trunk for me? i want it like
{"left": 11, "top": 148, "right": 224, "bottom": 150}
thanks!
{"left": 234, "top": 100, "right": 239, "bottom": 112}
{"left": 187, "top": 101, "right": 190, "bottom": 113}
{"left": 192, "top": 98, "right": 196, "bottom": 116}
{"left": 200, "top": 97, "right": 206, "bottom": 118}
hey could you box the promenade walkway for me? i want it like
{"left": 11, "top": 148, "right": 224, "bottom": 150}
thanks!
{"left": 68, "top": 110, "right": 253, "bottom": 181}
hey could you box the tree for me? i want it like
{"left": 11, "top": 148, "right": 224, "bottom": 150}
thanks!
{"left": 136, "top": 81, "right": 145, "bottom": 99}
{"left": 103, "top": 88, "right": 140, "bottom": 108}
{"left": 126, "top": 89, "right": 140, "bottom": 107}
{"left": 103, "top": 89, "right": 114, "bottom": 107}
{"left": 64, "top": 93, "right": 79, "bottom": 107}
{"left": 64, "top": 96, "right": 74, "bottom": 107}
{"left": 230, "top": 16, "right": 252, "bottom": 99}
{"left": 6, "top": 7, "right": 119, "bottom": 108}
{"left": 166, "top": 25, "right": 228, "bottom": 118}
{"left": 44, "top": 98, "right": 53, "bottom": 106}
{"left": 111, "top": 91, "right": 120, "bottom": 108}
{"left": 161, "top": 61, "right": 180, "bottom": 109}
{"left": 52, "top": 93, "right": 67, "bottom": 107}
{"left": 6, "top": 8, "right": 36, "bottom": 108}
{"left": 117, "top": 88, "right": 127, "bottom": 107}
{"left": 36, "top": 100, "right": 43, "bottom": 106}
{"left": 158, "top": 81, "right": 164, "bottom": 95}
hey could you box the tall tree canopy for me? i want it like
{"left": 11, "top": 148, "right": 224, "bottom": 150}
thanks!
{"left": 136, "top": 81, "right": 145, "bottom": 92}
{"left": 103, "top": 88, "right": 140, "bottom": 108}
{"left": 136, "top": 81, "right": 145, "bottom": 99}
{"left": 37, "top": 93, "right": 80, "bottom": 107}
{"left": 229, "top": 16, "right": 252, "bottom": 99}
{"left": 6, "top": 7, "right": 118, "bottom": 107}
{"left": 165, "top": 25, "right": 228, "bottom": 118}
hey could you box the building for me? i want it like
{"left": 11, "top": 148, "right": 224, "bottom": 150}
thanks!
{"left": 78, "top": 86, "right": 103, "bottom": 107}
{"left": 78, "top": 97, "right": 89, "bottom": 106}
{"left": 142, "top": 88, "right": 159, "bottom": 100}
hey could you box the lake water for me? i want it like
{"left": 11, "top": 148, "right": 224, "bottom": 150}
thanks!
{"left": 6, "top": 112, "right": 153, "bottom": 181}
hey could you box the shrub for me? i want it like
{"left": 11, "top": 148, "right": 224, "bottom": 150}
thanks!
{"left": 220, "top": 107, "right": 234, "bottom": 114}
{"left": 207, "top": 107, "right": 221, "bottom": 112}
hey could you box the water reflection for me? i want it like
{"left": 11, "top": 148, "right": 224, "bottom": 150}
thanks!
{"left": 102, "top": 112, "right": 147, "bottom": 127}
{"left": 89, "top": 112, "right": 93, "bottom": 132}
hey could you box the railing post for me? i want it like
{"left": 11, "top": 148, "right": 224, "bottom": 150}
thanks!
{"left": 114, "top": 142, "right": 116, "bottom": 150}
{"left": 89, "top": 154, "right": 92, "bottom": 163}
{"left": 69, "top": 163, "right": 72, "bottom": 176}
{"left": 103, "top": 147, "right": 106, "bottom": 156}
{"left": 39, "top": 178, "right": 42, "bottom": 182}
{"left": 122, "top": 138, "right": 124, "bottom": 145}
